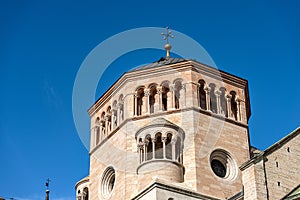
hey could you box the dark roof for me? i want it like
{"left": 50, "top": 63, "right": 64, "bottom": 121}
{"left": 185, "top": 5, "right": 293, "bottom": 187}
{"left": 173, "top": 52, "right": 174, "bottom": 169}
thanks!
{"left": 129, "top": 57, "right": 189, "bottom": 72}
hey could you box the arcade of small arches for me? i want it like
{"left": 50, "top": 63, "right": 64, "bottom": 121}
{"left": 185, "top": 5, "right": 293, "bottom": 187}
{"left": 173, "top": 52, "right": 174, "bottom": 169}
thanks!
{"left": 137, "top": 131, "right": 183, "bottom": 164}
{"left": 93, "top": 94, "right": 125, "bottom": 147}
{"left": 134, "top": 79, "right": 185, "bottom": 115}
{"left": 92, "top": 79, "right": 243, "bottom": 148}
{"left": 134, "top": 79, "right": 242, "bottom": 121}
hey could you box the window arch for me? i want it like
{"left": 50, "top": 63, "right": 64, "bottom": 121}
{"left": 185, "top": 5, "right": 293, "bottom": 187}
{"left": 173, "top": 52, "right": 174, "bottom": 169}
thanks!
{"left": 145, "top": 135, "right": 153, "bottom": 160}
{"left": 219, "top": 87, "right": 227, "bottom": 117}
{"left": 230, "top": 91, "right": 238, "bottom": 120}
{"left": 161, "top": 81, "right": 170, "bottom": 111}
{"left": 135, "top": 87, "right": 144, "bottom": 116}
{"left": 149, "top": 84, "right": 158, "bottom": 114}
{"left": 155, "top": 132, "right": 163, "bottom": 159}
{"left": 209, "top": 83, "right": 217, "bottom": 113}
{"left": 166, "top": 133, "right": 172, "bottom": 159}
{"left": 198, "top": 79, "right": 207, "bottom": 110}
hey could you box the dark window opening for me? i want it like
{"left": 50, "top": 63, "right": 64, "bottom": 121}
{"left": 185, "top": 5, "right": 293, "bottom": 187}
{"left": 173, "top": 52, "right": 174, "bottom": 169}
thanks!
{"left": 211, "top": 159, "right": 226, "bottom": 178}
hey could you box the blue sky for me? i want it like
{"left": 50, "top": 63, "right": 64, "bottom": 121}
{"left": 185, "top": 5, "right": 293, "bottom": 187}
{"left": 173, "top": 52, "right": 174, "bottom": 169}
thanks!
{"left": 0, "top": 0, "right": 299, "bottom": 199}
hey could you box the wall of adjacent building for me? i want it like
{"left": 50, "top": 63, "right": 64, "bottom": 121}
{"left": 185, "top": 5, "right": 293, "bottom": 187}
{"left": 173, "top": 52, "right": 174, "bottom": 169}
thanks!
{"left": 264, "top": 130, "right": 300, "bottom": 199}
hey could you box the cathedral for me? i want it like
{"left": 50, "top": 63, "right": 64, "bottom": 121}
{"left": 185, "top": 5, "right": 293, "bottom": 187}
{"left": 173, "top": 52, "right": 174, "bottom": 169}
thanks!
{"left": 75, "top": 34, "right": 300, "bottom": 200}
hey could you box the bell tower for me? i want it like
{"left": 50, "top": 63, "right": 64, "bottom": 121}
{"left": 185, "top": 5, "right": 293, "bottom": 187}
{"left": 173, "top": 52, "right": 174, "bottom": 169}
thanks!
{"left": 75, "top": 28, "right": 251, "bottom": 200}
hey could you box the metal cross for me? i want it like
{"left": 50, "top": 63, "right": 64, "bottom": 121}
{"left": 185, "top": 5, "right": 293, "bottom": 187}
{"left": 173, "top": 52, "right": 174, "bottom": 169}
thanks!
{"left": 161, "top": 26, "right": 174, "bottom": 44}
{"left": 46, "top": 178, "right": 51, "bottom": 189}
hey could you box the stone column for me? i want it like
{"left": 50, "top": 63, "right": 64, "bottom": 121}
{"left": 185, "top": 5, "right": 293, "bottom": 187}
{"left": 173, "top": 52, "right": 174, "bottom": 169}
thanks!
{"left": 215, "top": 90, "right": 221, "bottom": 115}
{"left": 116, "top": 103, "right": 121, "bottom": 126}
{"left": 143, "top": 140, "right": 147, "bottom": 162}
{"left": 204, "top": 86, "right": 211, "bottom": 111}
{"left": 226, "top": 94, "right": 232, "bottom": 119}
{"left": 99, "top": 121, "right": 104, "bottom": 141}
{"left": 179, "top": 84, "right": 186, "bottom": 108}
{"left": 157, "top": 86, "right": 163, "bottom": 112}
{"left": 236, "top": 98, "right": 241, "bottom": 121}
{"left": 144, "top": 89, "right": 150, "bottom": 114}
{"left": 154, "top": 93, "right": 159, "bottom": 113}
{"left": 134, "top": 92, "right": 138, "bottom": 116}
{"left": 137, "top": 140, "right": 144, "bottom": 164}
{"left": 104, "top": 116, "right": 108, "bottom": 135}
{"left": 152, "top": 137, "right": 156, "bottom": 159}
{"left": 111, "top": 109, "right": 115, "bottom": 130}
{"left": 105, "top": 114, "right": 111, "bottom": 134}
{"left": 144, "top": 139, "right": 149, "bottom": 161}
{"left": 169, "top": 84, "right": 175, "bottom": 110}
{"left": 171, "top": 138, "right": 177, "bottom": 161}
{"left": 162, "top": 136, "right": 167, "bottom": 159}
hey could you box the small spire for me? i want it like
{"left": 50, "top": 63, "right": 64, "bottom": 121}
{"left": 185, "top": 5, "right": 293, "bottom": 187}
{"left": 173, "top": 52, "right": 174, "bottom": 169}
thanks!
{"left": 45, "top": 178, "right": 50, "bottom": 200}
{"left": 161, "top": 26, "right": 174, "bottom": 60}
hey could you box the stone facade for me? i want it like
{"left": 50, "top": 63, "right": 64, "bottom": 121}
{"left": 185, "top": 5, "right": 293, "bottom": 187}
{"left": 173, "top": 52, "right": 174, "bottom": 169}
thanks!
{"left": 75, "top": 58, "right": 300, "bottom": 200}
{"left": 241, "top": 128, "right": 300, "bottom": 200}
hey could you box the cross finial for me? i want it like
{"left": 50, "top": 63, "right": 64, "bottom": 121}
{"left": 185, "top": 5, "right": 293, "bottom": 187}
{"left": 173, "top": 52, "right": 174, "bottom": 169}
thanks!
{"left": 161, "top": 26, "right": 174, "bottom": 60}
{"left": 161, "top": 26, "right": 174, "bottom": 44}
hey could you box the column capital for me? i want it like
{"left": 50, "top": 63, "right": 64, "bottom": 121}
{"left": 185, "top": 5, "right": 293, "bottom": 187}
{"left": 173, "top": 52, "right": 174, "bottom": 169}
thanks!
{"left": 171, "top": 137, "right": 177, "bottom": 144}
{"left": 151, "top": 137, "right": 156, "bottom": 143}
{"left": 162, "top": 136, "right": 167, "bottom": 142}
{"left": 116, "top": 102, "right": 123, "bottom": 108}
{"left": 215, "top": 90, "right": 221, "bottom": 96}
{"left": 104, "top": 114, "right": 111, "bottom": 120}
{"left": 144, "top": 88, "right": 150, "bottom": 96}
{"left": 181, "top": 84, "right": 186, "bottom": 90}
{"left": 204, "top": 86, "right": 210, "bottom": 93}
{"left": 156, "top": 86, "right": 163, "bottom": 94}
{"left": 226, "top": 93, "right": 232, "bottom": 99}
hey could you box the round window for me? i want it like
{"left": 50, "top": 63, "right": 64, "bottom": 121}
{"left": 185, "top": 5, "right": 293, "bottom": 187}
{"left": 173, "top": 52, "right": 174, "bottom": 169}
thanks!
{"left": 100, "top": 167, "right": 115, "bottom": 198}
{"left": 210, "top": 149, "right": 237, "bottom": 181}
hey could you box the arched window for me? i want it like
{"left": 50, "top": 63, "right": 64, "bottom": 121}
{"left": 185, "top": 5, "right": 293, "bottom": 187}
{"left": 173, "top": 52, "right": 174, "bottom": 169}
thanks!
{"left": 95, "top": 117, "right": 100, "bottom": 145}
{"left": 145, "top": 135, "right": 152, "bottom": 160}
{"left": 155, "top": 133, "right": 163, "bottom": 159}
{"left": 83, "top": 187, "right": 89, "bottom": 200}
{"left": 149, "top": 85, "right": 157, "bottom": 114}
{"left": 136, "top": 87, "right": 144, "bottom": 116}
{"left": 198, "top": 80, "right": 207, "bottom": 110}
{"left": 230, "top": 91, "right": 238, "bottom": 120}
{"left": 174, "top": 80, "right": 183, "bottom": 109}
{"left": 209, "top": 83, "right": 217, "bottom": 113}
{"left": 219, "top": 87, "right": 227, "bottom": 117}
{"left": 101, "top": 112, "right": 106, "bottom": 135}
{"left": 161, "top": 82, "right": 170, "bottom": 111}
{"left": 166, "top": 133, "right": 172, "bottom": 159}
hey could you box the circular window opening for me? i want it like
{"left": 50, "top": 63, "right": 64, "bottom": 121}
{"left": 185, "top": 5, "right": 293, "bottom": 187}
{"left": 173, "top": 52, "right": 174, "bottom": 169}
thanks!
{"left": 210, "top": 149, "right": 237, "bottom": 181}
{"left": 211, "top": 159, "right": 226, "bottom": 178}
{"left": 101, "top": 167, "right": 116, "bottom": 198}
